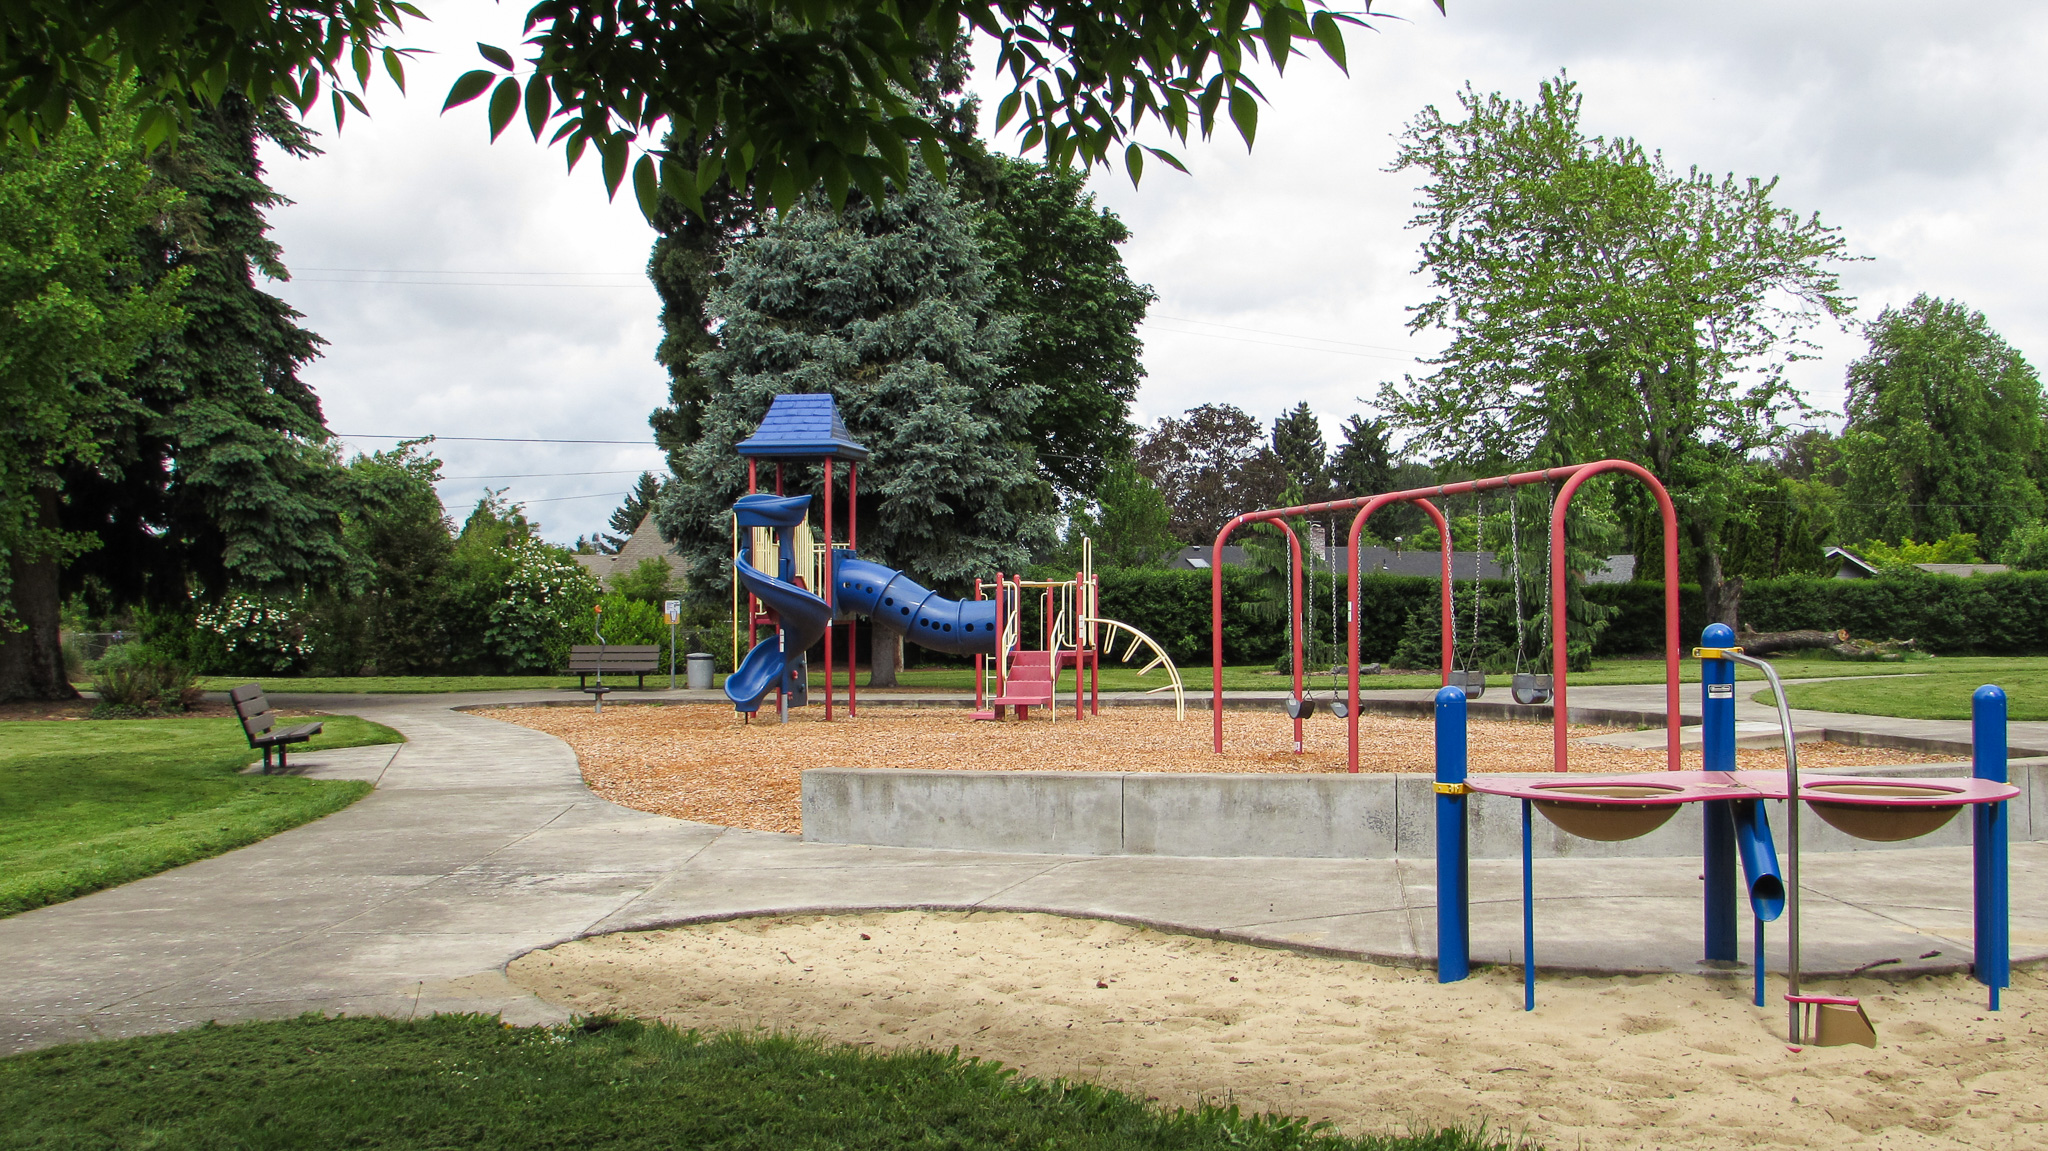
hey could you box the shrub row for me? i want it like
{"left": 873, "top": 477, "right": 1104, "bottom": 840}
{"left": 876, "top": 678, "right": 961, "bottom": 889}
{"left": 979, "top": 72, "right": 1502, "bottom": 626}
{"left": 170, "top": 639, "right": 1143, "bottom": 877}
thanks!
{"left": 1089, "top": 567, "right": 2048, "bottom": 666}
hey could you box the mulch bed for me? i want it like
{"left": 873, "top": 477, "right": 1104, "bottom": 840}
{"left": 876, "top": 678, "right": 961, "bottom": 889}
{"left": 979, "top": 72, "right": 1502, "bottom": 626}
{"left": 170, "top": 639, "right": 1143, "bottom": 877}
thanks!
{"left": 487, "top": 703, "right": 1950, "bottom": 834}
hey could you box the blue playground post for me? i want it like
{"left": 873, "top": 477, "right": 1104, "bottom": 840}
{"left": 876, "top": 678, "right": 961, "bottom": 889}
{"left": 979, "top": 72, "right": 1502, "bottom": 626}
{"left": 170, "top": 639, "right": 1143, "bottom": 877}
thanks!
{"left": 1522, "top": 797, "right": 1535, "bottom": 1011}
{"left": 1700, "top": 623, "right": 1740, "bottom": 963}
{"left": 1973, "top": 684, "right": 2010, "bottom": 1011}
{"left": 1435, "top": 685, "right": 1470, "bottom": 983}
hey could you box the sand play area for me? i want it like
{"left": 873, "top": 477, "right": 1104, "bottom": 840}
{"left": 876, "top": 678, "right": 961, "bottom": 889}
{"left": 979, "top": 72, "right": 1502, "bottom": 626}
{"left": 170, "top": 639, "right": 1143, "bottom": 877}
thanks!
{"left": 490, "top": 703, "right": 1947, "bottom": 833}
{"left": 510, "top": 909, "right": 2045, "bottom": 1151}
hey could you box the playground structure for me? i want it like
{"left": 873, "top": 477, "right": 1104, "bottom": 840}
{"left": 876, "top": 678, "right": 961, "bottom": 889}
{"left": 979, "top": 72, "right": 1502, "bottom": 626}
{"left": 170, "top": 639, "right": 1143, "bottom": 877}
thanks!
{"left": 1434, "top": 627, "right": 2017, "bottom": 1045}
{"left": 725, "top": 394, "right": 1183, "bottom": 721}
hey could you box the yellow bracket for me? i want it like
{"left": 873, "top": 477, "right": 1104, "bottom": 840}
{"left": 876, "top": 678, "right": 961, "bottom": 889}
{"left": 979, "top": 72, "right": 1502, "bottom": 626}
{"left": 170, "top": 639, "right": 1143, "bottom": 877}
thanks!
{"left": 1433, "top": 782, "right": 1471, "bottom": 795}
{"left": 1692, "top": 646, "right": 1744, "bottom": 660}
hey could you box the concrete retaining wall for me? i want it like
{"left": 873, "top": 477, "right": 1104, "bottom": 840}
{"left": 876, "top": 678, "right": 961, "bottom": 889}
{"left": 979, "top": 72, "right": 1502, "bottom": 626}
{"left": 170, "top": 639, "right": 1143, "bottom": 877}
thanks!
{"left": 802, "top": 758, "right": 2046, "bottom": 859}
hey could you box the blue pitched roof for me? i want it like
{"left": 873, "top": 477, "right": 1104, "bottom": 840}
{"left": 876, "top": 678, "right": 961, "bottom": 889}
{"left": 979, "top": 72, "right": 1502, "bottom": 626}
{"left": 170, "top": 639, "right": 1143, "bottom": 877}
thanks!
{"left": 735, "top": 393, "right": 870, "bottom": 461}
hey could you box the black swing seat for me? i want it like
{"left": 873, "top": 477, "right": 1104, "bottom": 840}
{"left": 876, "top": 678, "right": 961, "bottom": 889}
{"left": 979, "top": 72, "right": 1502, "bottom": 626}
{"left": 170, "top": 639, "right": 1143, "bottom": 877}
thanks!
{"left": 229, "top": 683, "right": 323, "bottom": 774}
{"left": 1447, "top": 670, "right": 1487, "bottom": 699}
{"left": 1511, "top": 673, "right": 1555, "bottom": 706}
{"left": 1285, "top": 696, "right": 1317, "bottom": 720}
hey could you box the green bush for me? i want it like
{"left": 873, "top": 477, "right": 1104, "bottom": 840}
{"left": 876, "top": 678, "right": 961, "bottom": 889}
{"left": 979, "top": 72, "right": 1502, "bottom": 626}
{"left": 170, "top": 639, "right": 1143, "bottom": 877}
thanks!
{"left": 86, "top": 644, "right": 201, "bottom": 717}
{"left": 1741, "top": 571, "right": 2048, "bottom": 654}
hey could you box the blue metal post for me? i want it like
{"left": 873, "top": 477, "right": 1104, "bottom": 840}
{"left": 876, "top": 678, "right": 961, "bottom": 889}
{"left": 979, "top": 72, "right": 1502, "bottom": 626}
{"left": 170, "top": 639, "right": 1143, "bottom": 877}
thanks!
{"left": 1974, "top": 684, "right": 2009, "bottom": 1011}
{"left": 1522, "top": 797, "right": 1535, "bottom": 1011}
{"left": 1435, "top": 685, "right": 1470, "bottom": 983}
{"left": 1700, "top": 623, "right": 1740, "bottom": 963}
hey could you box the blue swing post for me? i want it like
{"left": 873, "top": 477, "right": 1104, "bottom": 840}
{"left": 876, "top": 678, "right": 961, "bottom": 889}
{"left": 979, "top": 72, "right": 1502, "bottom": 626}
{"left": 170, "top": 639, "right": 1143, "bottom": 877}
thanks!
{"left": 1974, "top": 684, "right": 2010, "bottom": 1011}
{"left": 1435, "top": 685, "right": 1470, "bottom": 983}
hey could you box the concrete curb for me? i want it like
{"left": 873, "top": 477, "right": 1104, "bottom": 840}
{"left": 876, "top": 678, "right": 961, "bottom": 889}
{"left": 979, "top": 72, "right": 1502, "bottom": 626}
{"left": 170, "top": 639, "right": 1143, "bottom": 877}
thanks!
{"left": 803, "top": 759, "right": 2047, "bottom": 860}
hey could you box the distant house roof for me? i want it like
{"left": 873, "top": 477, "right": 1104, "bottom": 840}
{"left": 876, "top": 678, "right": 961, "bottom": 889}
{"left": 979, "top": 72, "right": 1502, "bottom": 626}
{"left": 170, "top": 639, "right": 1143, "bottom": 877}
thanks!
{"left": 1824, "top": 546, "right": 1883, "bottom": 580}
{"left": 1914, "top": 563, "right": 2011, "bottom": 577}
{"left": 1822, "top": 546, "right": 2009, "bottom": 579}
{"left": 1174, "top": 545, "right": 1505, "bottom": 579}
{"left": 576, "top": 514, "right": 685, "bottom": 587}
{"left": 735, "top": 393, "right": 870, "bottom": 461}
{"left": 1585, "top": 555, "right": 1636, "bottom": 585}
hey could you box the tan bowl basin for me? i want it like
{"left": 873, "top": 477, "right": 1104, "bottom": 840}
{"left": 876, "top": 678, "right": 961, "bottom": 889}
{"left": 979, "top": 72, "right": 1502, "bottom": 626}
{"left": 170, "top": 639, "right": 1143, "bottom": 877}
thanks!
{"left": 1532, "top": 794, "right": 1683, "bottom": 842}
{"left": 1803, "top": 784, "right": 1965, "bottom": 841}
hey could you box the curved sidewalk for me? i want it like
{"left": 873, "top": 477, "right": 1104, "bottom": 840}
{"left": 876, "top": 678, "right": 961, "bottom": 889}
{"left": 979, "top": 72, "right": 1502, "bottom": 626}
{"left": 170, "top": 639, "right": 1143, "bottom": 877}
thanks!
{"left": 1, "top": 690, "right": 2039, "bottom": 1057}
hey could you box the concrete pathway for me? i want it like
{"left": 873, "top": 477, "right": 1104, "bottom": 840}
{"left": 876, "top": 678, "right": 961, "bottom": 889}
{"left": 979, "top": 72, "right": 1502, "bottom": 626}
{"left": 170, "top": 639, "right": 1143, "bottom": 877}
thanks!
{"left": 2, "top": 687, "right": 2037, "bottom": 1056}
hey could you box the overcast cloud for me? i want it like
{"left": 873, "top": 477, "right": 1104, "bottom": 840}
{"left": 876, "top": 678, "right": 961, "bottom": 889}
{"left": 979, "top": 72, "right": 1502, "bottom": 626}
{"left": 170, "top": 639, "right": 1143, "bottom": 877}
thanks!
{"left": 258, "top": 0, "right": 2048, "bottom": 544}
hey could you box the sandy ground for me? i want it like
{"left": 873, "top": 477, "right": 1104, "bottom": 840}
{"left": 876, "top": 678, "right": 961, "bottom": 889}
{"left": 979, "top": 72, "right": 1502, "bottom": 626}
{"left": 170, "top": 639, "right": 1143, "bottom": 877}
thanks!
{"left": 509, "top": 910, "right": 2048, "bottom": 1151}
{"left": 488, "top": 704, "right": 1948, "bottom": 833}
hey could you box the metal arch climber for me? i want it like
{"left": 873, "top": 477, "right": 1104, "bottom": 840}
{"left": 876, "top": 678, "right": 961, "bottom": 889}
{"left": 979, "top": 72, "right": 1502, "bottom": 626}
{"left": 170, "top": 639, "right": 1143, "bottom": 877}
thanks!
{"left": 1208, "top": 459, "right": 1683, "bottom": 775}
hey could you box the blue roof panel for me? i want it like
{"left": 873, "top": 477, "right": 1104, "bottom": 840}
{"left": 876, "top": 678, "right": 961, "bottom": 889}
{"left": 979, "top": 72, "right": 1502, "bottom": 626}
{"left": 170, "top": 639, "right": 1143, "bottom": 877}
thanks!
{"left": 735, "top": 393, "right": 870, "bottom": 461}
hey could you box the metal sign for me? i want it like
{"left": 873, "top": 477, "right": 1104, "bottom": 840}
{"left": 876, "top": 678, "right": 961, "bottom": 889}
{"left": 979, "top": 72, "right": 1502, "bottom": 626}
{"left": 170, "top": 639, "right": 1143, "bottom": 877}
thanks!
{"left": 663, "top": 599, "right": 682, "bottom": 625}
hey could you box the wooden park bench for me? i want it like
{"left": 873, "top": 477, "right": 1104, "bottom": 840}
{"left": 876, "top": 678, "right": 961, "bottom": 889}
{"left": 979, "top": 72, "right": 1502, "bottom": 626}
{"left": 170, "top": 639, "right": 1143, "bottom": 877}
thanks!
{"left": 229, "top": 683, "right": 324, "bottom": 774}
{"left": 567, "top": 644, "right": 662, "bottom": 690}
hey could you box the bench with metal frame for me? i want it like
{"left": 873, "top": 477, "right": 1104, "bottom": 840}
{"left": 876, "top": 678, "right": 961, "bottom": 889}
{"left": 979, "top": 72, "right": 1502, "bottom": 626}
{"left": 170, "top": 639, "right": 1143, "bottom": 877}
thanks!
{"left": 229, "top": 683, "right": 324, "bottom": 773}
{"left": 567, "top": 644, "right": 662, "bottom": 690}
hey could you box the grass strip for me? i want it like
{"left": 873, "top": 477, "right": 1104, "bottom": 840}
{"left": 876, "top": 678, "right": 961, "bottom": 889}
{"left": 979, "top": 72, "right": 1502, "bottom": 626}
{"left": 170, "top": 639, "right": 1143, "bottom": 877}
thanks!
{"left": 1758, "top": 670, "right": 2046, "bottom": 722}
{"left": 0, "top": 1014, "right": 1530, "bottom": 1151}
{"left": 0, "top": 715, "right": 397, "bottom": 917}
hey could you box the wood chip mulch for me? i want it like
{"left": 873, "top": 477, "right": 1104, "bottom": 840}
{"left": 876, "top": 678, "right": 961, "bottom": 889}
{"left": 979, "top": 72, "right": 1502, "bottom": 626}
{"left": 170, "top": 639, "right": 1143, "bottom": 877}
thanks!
{"left": 486, "top": 703, "right": 1950, "bottom": 835}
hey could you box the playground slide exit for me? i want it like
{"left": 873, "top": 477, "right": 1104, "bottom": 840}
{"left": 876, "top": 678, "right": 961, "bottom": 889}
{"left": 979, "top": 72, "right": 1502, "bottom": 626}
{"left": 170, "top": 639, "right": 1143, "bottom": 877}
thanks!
{"left": 725, "top": 555, "right": 1004, "bottom": 709}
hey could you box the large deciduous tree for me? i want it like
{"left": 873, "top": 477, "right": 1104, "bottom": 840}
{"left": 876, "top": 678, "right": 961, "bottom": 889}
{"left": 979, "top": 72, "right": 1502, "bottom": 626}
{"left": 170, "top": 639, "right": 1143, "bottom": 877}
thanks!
{"left": 2, "top": 93, "right": 347, "bottom": 701}
{"left": 655, "top": 163, "right": 1054, "bottom": 597}
{"left": 974, "top": 154, "right": 1153, "bottom": 495}
{"left": 1836, "top": 295, "right": 2045, "bottom": 553}
{"left": 1134, "top": 403, "right": 1288, "bottom": 544}
{"left": 4, "top": 0, "right": 1388, "bottom": 222}
{"left": 1381, "top": 74, "right": 1854, "bottom": 626}
{"left": 0, "top": 98, "right": 186, "bottom": 699}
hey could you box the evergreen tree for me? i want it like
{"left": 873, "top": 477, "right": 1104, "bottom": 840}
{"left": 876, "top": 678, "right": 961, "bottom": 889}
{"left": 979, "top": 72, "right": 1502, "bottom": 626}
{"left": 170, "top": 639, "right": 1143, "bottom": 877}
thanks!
{"left": 306, "top": 439, "right": 456, "bottom": 674}
{"left": 1270, "top": 402, "right": 1330, "bottom": 500}
{"left": 53, "top": 94, "right": 346, "bottom": 671}
{"left": 656, "top": 164, "right": 1054, "bottom": 593}
{"left": 603, "top": 471, "right": 665, "bottom": 551}
{"left": 1837, "top": 295, "right": 2045, "bottom": 552}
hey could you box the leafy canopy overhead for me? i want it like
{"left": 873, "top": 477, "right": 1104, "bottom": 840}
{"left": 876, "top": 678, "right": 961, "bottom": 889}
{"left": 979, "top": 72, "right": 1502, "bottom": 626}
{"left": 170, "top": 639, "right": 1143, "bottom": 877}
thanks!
{"left": 0, "top": 0, "right": 1412, "bottom": 221}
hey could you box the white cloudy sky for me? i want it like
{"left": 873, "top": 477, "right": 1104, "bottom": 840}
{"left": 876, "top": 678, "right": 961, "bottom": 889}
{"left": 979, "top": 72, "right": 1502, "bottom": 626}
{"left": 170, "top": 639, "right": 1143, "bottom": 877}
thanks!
{"left": 258, "top": 0, "right": 2048, "bottom": 544}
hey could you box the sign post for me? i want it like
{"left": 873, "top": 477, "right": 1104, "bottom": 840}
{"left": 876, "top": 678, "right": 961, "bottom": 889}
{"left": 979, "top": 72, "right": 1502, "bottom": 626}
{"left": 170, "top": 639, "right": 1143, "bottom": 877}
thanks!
{"left": 664, "top": 599, "right": 681, "bottom": 689}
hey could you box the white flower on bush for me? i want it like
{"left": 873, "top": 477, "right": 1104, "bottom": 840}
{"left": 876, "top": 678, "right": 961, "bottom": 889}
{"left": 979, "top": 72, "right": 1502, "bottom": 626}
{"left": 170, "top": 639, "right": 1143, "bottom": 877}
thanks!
{"left": 194, "top": 593, "right": 314, "bottom": 673}
{"left": 485, "top": 537, "right": 602, "bottom": 672}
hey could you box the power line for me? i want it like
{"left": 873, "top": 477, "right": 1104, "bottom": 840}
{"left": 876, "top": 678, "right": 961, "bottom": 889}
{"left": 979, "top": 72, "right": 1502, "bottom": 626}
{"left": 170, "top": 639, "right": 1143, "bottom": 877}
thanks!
{"left": 1141, "top": 322, "right": 1420, "bottom": 363}
{"left": 338, "top": 433, "right": 659, "bottom": 445}
{"left": 442, "top": 468, "right": 650, "bottom": 480}
{"left": 1149, "top": 315, "right": 1420, "bottom": 356}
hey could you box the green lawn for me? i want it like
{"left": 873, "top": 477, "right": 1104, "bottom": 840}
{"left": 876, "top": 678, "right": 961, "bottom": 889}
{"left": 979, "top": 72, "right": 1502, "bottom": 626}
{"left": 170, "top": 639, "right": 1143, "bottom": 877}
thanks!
{"left": 192, "top": 674, "right": 581, "bottom": 693}
{"left": 0, "top": 1014, "right": 1523, "bottom": 1151}
{"left": 1759, "top": 669, "right": 2048, "bottom": 722}
{"left": 0, "top": 714, "right": 398, "bottom": 917}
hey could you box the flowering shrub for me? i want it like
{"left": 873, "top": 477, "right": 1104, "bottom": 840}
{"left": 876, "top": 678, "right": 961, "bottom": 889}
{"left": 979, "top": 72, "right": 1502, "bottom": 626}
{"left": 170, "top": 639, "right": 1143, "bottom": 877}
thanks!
{"left": 484, "top": 537, "right": 602, "bottom": 672}
{"left": 193, "top": 594, "right": 316, "bottom": 675}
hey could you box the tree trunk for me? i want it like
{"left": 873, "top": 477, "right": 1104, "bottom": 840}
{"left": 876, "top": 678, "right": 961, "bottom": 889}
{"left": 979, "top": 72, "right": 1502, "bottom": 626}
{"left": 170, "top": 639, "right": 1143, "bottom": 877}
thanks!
{"left": 866, "top": 626, "right": 905, "bottom": 688}
{"left": 1734, "top": 629, "right": 1838, "bottom": 657}
{"left": 0, "top": 493, "right": 79, "bottom": 702}
{"left": 1690, "top": 521, "right": 1742, "bottom": 630}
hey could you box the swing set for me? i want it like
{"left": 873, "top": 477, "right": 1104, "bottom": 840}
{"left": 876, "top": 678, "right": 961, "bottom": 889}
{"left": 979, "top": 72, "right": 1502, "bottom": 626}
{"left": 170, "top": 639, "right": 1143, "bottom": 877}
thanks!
{"left": 1208, "top": 460, "right": 1684, "bottom": 773}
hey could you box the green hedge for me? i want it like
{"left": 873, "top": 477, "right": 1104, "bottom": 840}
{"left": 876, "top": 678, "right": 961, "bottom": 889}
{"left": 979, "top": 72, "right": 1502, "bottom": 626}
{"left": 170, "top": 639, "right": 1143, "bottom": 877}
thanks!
{"left": 1741, "top": 571, "right": 2048, "bottom": 654}
{"left": 1091, "top": 568, "right": 2048, "bottom": 666}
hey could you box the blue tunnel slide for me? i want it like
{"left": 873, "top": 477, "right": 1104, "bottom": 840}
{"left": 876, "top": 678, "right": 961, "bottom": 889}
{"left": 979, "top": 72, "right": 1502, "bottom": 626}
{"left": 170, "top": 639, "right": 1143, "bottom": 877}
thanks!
{"left": 724, "top": 495, "right": 1002, "bottom": 711}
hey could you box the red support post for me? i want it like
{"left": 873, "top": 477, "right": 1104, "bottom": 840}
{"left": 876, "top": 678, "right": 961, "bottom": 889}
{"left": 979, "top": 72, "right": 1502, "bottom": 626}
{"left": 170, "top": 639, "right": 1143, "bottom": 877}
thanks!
{"left": 823, "top": 458, "right": 834, "bottom": 721}
{"left": 1547, "top": 461, "right": 1682, "bottom": 772}
{"left": 848, "top": 462, "right": 858, "bottom": 717}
